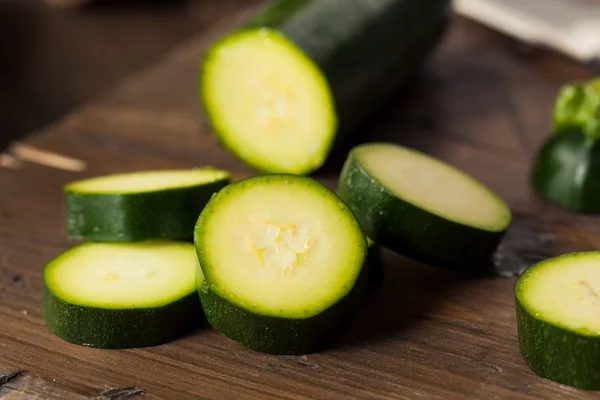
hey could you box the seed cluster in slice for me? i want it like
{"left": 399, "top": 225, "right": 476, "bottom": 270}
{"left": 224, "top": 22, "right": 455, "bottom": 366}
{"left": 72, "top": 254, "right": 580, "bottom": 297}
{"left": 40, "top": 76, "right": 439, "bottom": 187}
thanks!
{"left": 42, "top": 241, "right": 203, "bottom": 349}
{"left": 194, "top": 174, "right": 367, "bottom": 354}
{"left": 515, "top": 252, "right": 600, "bottom": 390}
{"left": 65, "top": 168, "right": 230, "bottom": 242}
{"left": 337, "top": 143, "right": 512, "bottom": 270}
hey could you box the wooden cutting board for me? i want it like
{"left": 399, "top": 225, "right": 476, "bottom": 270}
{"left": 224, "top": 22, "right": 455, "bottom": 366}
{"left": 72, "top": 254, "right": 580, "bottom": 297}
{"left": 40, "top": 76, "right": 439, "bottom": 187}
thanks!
{"left": 1, "top": 3, "right": 599, "bottom": 399}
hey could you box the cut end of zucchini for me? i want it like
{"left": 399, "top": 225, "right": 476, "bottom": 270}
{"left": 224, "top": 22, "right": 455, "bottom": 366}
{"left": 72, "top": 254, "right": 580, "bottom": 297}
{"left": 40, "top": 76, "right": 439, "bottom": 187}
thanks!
{"left": 65, "top": 168, "right": 230, "bottom": 194}
{"left": 200, "top": 29, "right": 337, "bottom": 175}
{"left": 196, "top": 174, "right": 366, "bottom": 319}
{"left": 45, "top": 242, "right": 197, "bottom": 308}
{"left": 354, "top": 143, "right": 511, "bottom": 232}
{"left": 517, "top": 252, "right": 600, "bottom": 336}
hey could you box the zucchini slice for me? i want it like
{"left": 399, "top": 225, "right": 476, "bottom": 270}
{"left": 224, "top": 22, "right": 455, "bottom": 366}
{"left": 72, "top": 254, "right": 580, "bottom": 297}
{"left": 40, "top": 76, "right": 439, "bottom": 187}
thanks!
{"left": 194, "top": 174, "right": 367, "bottom": 354}
{"left": 515, "top": 252, "right": 600, "bottom": 390}
{"left": 199, "top": 0, "right": 451, "bottom": 174}
{"left": 65, "top": 168, "right": 230, "bottom": 241}
{"left": 42, "top": 241, "right": 203, "bottom": 349}
{"left": 338, "top": 143, "right": 512, "bottom": 270}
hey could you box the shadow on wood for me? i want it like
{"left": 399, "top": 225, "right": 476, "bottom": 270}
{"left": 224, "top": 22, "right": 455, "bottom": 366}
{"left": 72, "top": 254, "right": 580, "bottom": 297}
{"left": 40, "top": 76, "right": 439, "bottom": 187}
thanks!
{"left": 333, "top": 249, "right": 480, "bottom": 352}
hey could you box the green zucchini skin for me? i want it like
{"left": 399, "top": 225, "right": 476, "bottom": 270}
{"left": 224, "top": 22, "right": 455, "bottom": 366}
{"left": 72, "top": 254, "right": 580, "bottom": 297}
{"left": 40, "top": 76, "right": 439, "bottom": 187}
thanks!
{"left": 197, "top": 266, "right": 367, "bottom": 355}
{"left": 66, "top": 179, "right": 229, "bottom": 242}
{"left": 531, "top": 129, "right": 600, "bottom": 213}
{"left": 338, "top": 152, "right": 507, "bottom": 271}
{"left": 516, "top": 296, "right": 600, "bottom": 390}
{"left": 42, "top": 287, "right": 203, "bottom": 349}
{"left": 245, "top": 0, "right": 451, "bottom": 132}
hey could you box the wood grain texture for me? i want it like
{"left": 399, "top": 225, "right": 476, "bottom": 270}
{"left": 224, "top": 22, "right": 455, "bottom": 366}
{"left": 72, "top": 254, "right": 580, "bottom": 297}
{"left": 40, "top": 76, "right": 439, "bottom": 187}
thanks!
{"left": 1, "top": 3, "right": 600, "bottom": 399}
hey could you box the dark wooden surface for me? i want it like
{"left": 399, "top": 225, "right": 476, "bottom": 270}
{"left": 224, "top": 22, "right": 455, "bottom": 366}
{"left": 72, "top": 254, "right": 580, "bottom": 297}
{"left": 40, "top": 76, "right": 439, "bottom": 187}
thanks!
{"left": 2, "top": 3, "right": 600, "bottom": 399}
{"left": 0, "top": 0, "right": 246, "bottom": 150}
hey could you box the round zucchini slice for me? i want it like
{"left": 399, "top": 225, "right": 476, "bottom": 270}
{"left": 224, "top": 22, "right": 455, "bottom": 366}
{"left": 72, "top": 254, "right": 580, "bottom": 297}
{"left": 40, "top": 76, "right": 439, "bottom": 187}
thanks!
{"left": 515, "top": 252, "right": 600, "bottom": 390}
{"left": 65, "top": 168, "right": 230, "bottom": 242}
{"left": 337, "top": 143, "right": 512, "bottom": 270}
{"left": 194, "top": 174, "right": 367, "bottom": 355}
{"left": 42, "top": 241, "right": 203, "bottom": 349}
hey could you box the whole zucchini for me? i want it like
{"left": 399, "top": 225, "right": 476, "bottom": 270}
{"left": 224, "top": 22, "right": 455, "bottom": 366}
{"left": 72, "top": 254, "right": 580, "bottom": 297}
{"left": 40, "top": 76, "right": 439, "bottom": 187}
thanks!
{"left": 199, "top": 0, "right": 451, "bottom": 174}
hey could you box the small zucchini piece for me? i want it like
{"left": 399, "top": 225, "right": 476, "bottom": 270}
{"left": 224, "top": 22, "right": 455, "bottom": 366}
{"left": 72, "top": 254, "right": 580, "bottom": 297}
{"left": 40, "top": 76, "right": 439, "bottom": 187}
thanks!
{"left": 65, "top": 168, "right": 230, "bottom": 241}
{"left": 337, "top": 142, "right": 512, "bottom": 270}
{"left": 42, "top": 241, "right": 203, "bottom": 349}
{"left": 194, "top": 174, "right": 367, "bottom": 355}
{"left": 531, "top": 78, "right": 600, "bottom": 213}
{"left": 515, "top": 252, "right": 600, "bottom": 390}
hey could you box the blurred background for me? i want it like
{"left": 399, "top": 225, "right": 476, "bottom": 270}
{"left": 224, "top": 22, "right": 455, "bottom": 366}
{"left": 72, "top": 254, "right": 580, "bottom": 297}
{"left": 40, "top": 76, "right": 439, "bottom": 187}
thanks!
{"left": 0, "top": 0, "right": 255, "bottom": 151}
{"left": 1, "top": 0, "right": 599, "bottom": 152}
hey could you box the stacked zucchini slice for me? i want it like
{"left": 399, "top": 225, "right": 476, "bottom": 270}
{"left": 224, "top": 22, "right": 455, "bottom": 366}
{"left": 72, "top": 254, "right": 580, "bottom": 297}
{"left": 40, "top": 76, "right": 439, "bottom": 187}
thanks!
{"left": 43, "top": 169, "right": 230, "bottom": 348}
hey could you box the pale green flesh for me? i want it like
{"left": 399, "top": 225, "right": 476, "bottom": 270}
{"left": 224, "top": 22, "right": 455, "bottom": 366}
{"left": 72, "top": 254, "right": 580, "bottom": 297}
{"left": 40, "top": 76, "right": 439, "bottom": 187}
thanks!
{"left": 65, "top": 168, "right": 229, "bottom": 194}
{"left": 517, "top": 252, "right": 600, "bottom": 336}
{"left": 355, "top": 143, "right": 512, "bottom": 232}
{"left": 45, "top": 242, "right": 197, "bottom": 308}
{"left": 201, "top": 29, "right": 337, "bottom": 174}
{"left": 199, "top": 177, "right": 366, "bottom": 318}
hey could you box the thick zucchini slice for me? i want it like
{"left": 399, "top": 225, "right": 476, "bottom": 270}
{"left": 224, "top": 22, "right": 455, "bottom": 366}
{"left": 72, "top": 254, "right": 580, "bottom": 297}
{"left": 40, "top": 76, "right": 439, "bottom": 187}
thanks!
{"left": 200, "top": 0, "right": 451, "bottom": 174}
{"left": 194, "top": 174, "right": 367, "bottom": 354}
{"left": 515, "top": 252, "right": 600, "bottom": 390}
{"left": 338, "top": 143, "right": 512, "bottom": 270}
{"left": 42, "top": 241, "right": 203, "bottom": 349}
{"left": 65, "top": 168, "right": 230, "bottom": 241}
{"left": 531, "top": 78, "right": 600, "bottom": 213}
